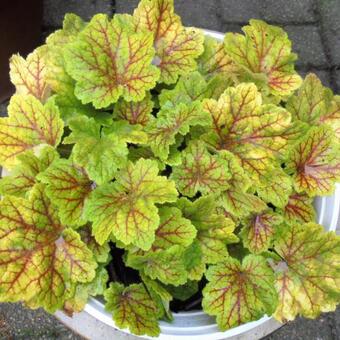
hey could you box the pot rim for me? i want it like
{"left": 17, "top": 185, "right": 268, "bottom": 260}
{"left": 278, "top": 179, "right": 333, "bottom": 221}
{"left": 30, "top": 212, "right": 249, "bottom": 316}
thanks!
{"left": 84, "top": 28, "right": 340, "bottom": 340}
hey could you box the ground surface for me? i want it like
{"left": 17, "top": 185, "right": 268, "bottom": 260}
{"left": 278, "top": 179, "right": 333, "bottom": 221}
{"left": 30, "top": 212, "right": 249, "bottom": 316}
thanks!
{"left": 1, "top": 0, "right": 340, "bottom": 339}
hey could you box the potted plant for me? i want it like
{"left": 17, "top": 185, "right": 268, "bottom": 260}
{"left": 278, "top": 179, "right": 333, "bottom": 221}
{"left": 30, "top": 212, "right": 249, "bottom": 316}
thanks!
{"left": 0, "top": 0, "right": 339, "bottom": 338}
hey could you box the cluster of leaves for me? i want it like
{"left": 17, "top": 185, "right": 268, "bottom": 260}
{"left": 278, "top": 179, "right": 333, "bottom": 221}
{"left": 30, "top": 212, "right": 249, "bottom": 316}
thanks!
{"left": 0, "top": 0, "right": 340, "bottom": 337}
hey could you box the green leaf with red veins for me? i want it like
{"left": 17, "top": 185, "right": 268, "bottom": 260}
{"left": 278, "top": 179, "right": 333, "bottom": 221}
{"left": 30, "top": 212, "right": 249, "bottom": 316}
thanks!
{"left": 10, "top": 46, "right": 50, "bottom": 101}
{"left": 133, "top": 0, "right": 204, "bottom": 84}
{"left": 126, "top": 245, "right": 188, "bottom": 286}
{"left": 171, "top": 142, "right": 231, "bottom": 197}
{"left": 104, "top": 282, "right": 160, "bottom": 337}
{"left": 198, "top": 35, "right": 239, "bottom": 79}
{"left": 64, "top": 265, "right": 108, "bottom": 315}
{"left": 37, "top": 159, "right": 93, "bottom": 227}
{"left": 0, "top": 95, "right": 63, "bottom": 169}
{"left": 45, "top": 14, "right": 96, "bottom": 123}
{"left": 65, "top": 13, "right": 159, "bottom": 109}
{"left": 279, "top": 193, "right": 316, "bottom": 224}
{"left": 0, "top": 146, "right": 58, "bottom": 197}
{"left": 256, "top": 168, "right": 292, "bottom": 208}
{"left": 240, "top": 211, "right": 282, "bottom": 254}
{"left": 286, "top": 73, "right": 340, "bottom": 141}
{"left": 141, "top": 274, "right": 173, "bottom": 320}
{"left": 85, "top": 158, "right": 178, "bottom": 249}
{"left": 272, "top": 223, "right": 340, "bottom": 321}
{"left": 203, "top": 83, "right": 291, "bottom": 181}
{"left": 63, "top": 116, "right": 129, "bottom": 185}
{"left": 177, "top": 196, "right": 236, "bottom": 237}
{"left": 159, "top": 71, "right": 227, "bottom": 109}
{"left": 177, "top": 196, "right": 238, "bottom": 264}
{"left": 146, "top": 102, "right": 211, "bottom": 161}
{"left": 202, "top": 255, "right": 277, "bottom": 330}
{"left": 218, "top": 151, "right": 267, "bottom": 217}
{"left": 286, "top": 73, "right": 332, "bottom": 124}
{"left": 224, "top": 20, "right": 302, "bottom": 96}
{"left": 113, "top": 92, "right": 154, "bottom": 126}
{"left": 286, "top": 125, "right": 340, "bottom": 196}
{"left": 78, "top": 225, "right": 110, "bottom": 264}
{"left": 151, "top": 207, "right": 196, "bottom": 251}
{"left": 0, "top": 184, "right": 96, "bottom": 312}
{"left": 103, "top": 120, "right": 148, "bottom": 145}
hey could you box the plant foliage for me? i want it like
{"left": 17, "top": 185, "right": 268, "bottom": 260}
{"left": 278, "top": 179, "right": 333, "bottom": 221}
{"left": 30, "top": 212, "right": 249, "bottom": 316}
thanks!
{"left": 0, "top": 0, "right": 339, "bottom": 337}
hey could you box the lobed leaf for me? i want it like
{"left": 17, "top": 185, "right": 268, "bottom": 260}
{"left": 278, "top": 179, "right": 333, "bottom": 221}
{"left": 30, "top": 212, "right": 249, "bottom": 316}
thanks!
{"left": 63, "top": 116, "right": 130, "bottom": 185}
{"left": 133, "top": 0, "right": 204, "bottom": 84}
{"left": 224, "top": 20, "right": 302, "bottom": 96}
{"left": 104, "top": 282, "right": 160, "bottom": 336}
{"left": 10, "top": 46, "right": 50, "bottom": 101}
{"left": 65, "top": 14, "right": 159, "bottom": 108}
{"left": 85, "top": 158, "right": 178, "bottom": 249}
{"left": 202, "top": 255, "right": 277, "bottom": 330}
{"left": 126, "top": 245, "right": 188, "bottom": 286}
{"left": 198, "top": 36, "right": 239, "bottom": 79}
{"left": 113, "top": 92, "right": 154, "bottom": 126}
{"left": 240, "top": 210, "right": 282, "bottom": 254}
{"left": 37, "top": 159, "right": 93, "bottom": 227}
{"left": 203, "top": 83, "right": 292, "bottom": 181}
{"left": 146, "top": 102, "right": 211, "bottom": 161}
{"left": 273, "top": 223, "right": 340, "bottom": 321}
{"left": 256, "top": 168, "right": 292, "bottom": 208}
{"left": 0, "top": 146, "right": 58, "bottom": 197}
{"left": 0, "top": 184, "right": 96, "bottom": 312}
{"left": 286, "top": 125, "right": 340, "bottom": 196}
{"left": 171, "top": 141, "right": 231, "bottom": 197}
{"left": 0, "top": 95, "right": 63, "bottom": 168}
{"left": 279, "top": 192, "right": 316, "bottom": 223}
{"left": 286, "top": 73, "right": 340, "bottom": 140}
{"left": 64, "top": 265, "right": 108, "bottom": 315}
{"left": 218, "top": 151, "right": 267, "bottom": 217}
{"left": 151, "top": 206, "right": 197, "bottom": 251}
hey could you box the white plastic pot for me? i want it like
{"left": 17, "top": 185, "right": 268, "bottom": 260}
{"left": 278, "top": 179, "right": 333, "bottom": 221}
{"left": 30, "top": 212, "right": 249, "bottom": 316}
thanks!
{"left": 84, "top": 30, "right": 340, "bottom": 340}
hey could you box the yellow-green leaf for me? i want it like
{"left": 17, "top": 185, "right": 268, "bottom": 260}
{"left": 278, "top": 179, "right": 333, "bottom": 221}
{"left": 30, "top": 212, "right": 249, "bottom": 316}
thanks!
{"left": 0, "top": 184, "right": 96, "bottom": 312}
{"left": 85, "top": 158, "right": 178, "bottom": 249}
{"left": 65, "top": 14, "right": 159, "bottom": 108}
{"left": 286, "top": 125, "right": 340, "bottom": 196}
{"left": 202, "top": 255, "right": 277, "bottom": 330}
{"left": 273, "top": 223, "right": 340, "bottom": 321}
{"left": 0, "top": 95, "right": 63, "bottom": 168}
{"left": 224, "top": 20, "right": 302, "bottom": 96}
{"left": 104, "top": 282, "right": 160, "bottom": 336}
{"left": 10, "top": 46, "right": 50, "bottom": 101}
{"left": 134, "top": 0, "right": 204, "bottom": 84}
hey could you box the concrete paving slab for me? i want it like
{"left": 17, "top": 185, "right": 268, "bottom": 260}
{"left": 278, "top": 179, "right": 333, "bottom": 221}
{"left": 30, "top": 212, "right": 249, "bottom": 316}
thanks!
{"left": 43, "top": 0, "right": 113, "bottom": 27}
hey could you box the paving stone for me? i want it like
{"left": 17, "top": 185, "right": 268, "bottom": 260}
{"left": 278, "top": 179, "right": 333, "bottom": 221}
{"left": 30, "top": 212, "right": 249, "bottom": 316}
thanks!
{"left": 264, "top": 308, "right": 339, "bottom": 340}
{"left": 0, "top": 302, "right": 84, "bottom": 340}
{"left": 116, "top": 0, "right": 316, "bottom": 26}
{"left": 261, "top": 0, "right": 316, "bottom": 24}
{"left": 43, "top": 0, "right": 113, "bottom": 27}
{"left": 284, "top": 25, "right": 327, "bottom": 68}
{"left": 115, "top": 0, "right": 139, "bottom": 14}
{"left": 217, "top": 0, "right": 316, "bottom": 25}
{"left": 318, "top": 0, "right": 340, "bottom": 66}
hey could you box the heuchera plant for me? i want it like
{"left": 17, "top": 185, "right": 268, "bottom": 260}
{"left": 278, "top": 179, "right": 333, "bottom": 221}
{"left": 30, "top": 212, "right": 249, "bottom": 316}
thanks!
{"left": 1, "top": 0, "right": 340, "bottom": 337}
